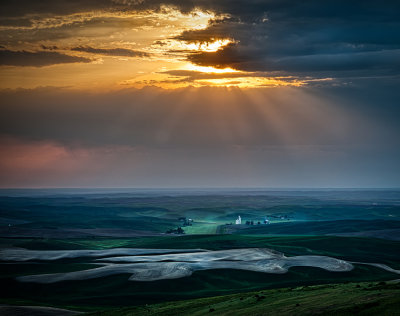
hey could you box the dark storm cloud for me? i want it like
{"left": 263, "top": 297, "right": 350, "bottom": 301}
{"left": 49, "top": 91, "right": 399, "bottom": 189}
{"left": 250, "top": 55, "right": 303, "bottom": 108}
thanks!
{"left": 0, "top": 50, "right": 92, "bottom": 67}
{"left": 0, "top": 17, "right": 33, "bottom": 27}
{"left": 174, "top": 1, "right": 400, "bottom": 76}
{"left": 71, "top": 46, "right": 149, "bottom": 57}
{"left": 1, "top": 0, "right": 399, "bottom": 76}
{"left": 2, "top": 0, "right": 399, "bottom": 22}
{"left": 0, "top": 0, "right": 214, "bottom": 17}
{"left": 0, "top": 17, "right": 155, "bottom": 45}
{"left": 0, "top": 0, "right": 113, "bottom": 17}
{"left": 188, "top": 45, "right": 400, "bottom": 74}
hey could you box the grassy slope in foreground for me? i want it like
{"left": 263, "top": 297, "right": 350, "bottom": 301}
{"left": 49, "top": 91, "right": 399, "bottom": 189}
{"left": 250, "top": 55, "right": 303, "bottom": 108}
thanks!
{"left": 88, "top": 281, "right": 400, "bottom": 316}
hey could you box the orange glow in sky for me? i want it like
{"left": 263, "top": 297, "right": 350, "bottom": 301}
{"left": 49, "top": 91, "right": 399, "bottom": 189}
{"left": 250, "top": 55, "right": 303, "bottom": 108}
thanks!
{"left": 0, "top": 6, "right": 306, "bottom": 90}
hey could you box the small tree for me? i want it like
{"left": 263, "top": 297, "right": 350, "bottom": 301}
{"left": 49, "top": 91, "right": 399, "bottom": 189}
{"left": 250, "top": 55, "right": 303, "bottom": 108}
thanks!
{"left": 177, "top": 227, "right": 185, "bottom": 234}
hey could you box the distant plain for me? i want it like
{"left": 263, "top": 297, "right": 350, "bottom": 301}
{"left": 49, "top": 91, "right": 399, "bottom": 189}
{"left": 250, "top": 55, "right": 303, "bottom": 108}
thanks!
{"left": 0, "top": 189, "right": 399, "bottom": 313}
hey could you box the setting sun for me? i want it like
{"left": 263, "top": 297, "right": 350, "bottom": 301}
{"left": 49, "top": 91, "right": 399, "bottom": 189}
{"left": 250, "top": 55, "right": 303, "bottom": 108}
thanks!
{"left": 181, "top": 39, "right": 233, "bottom": 52}
{"left": 183, "top": 64, "right": 239, "bottom": 73}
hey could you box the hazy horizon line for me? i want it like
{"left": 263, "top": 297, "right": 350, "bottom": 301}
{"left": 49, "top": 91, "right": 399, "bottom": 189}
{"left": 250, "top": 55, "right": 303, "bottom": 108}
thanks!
{"left": 1, "top": 187, "right": 399, "bottom": 191}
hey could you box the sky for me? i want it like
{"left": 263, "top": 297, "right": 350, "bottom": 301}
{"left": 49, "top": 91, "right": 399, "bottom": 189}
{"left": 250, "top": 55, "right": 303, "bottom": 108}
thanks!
{"left": 0, "top": 0, "right": 399, "bottom": 188}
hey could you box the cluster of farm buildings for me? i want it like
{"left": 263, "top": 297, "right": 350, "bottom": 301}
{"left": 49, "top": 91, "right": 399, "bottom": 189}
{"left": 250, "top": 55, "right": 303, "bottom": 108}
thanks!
{"left": 235, "top": 215, "right": 270, "bottom": 225}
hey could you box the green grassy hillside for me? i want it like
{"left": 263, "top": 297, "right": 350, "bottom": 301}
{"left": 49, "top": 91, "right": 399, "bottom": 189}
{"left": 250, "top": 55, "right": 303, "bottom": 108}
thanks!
{"left": 88, "top": 281, "right": 400, "bottom": 316}
{"left": 1, "top": 235, "right": 399, "bottom": 310}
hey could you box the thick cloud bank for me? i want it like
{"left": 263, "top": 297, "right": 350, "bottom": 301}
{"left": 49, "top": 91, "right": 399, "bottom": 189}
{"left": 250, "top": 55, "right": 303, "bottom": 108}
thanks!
{"left": 1, "top": 0, "right": 399, "bottom": 78}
